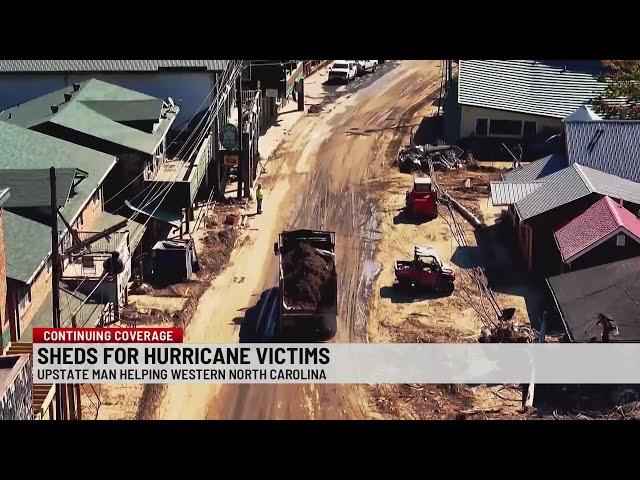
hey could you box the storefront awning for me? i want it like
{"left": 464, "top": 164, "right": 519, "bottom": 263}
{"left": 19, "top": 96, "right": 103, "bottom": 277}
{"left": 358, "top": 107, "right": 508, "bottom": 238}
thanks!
{"left": 125, "top": 199, "right": 182, "bottom": 228}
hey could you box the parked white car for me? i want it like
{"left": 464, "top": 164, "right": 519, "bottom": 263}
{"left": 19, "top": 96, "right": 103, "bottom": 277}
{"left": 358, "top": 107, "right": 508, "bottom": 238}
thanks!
{"left": 328, "top": 61, "right": 357, "bottom": 84}
{"left": 354, "top": 60, "right": 378, "bottom": 75}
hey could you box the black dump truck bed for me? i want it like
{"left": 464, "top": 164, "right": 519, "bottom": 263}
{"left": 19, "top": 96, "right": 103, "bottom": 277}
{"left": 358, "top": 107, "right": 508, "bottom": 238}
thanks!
{"left": 275, "top": 229, "right": 337, "bottom": 341}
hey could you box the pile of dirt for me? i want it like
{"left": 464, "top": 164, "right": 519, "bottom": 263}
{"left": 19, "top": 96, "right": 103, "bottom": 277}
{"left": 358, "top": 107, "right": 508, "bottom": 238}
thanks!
{"left": 282, "top": 242, "right": 335, "bottom": 310}
{"left": 479, "top": 322, "right": 534, "bottom": 343}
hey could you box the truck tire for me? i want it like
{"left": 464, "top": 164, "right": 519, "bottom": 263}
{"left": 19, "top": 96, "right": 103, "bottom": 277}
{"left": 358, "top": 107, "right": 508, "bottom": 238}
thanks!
{"left": 437, "top": 279, "right": 454, "bottom": 296}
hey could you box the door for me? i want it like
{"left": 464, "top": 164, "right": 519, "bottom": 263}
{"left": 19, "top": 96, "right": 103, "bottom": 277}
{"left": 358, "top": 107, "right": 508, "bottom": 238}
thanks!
{"left": 418, "top": 257, "right": 440, "bottom": 288}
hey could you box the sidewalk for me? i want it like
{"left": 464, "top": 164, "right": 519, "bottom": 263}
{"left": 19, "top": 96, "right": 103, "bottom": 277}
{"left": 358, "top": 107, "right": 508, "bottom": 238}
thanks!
{"left": 224, "top": 64, "right": 338, "bottom": 199}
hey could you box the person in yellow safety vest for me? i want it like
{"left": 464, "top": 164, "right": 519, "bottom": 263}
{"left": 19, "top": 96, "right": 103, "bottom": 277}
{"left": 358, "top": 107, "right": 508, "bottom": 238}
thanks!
{"left": 256, "top": 183, "right": 264, "bottom": 214}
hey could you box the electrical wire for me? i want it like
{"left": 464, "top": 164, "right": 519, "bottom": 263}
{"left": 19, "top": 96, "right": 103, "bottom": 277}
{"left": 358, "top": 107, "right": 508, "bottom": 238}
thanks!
{"left": 59, "top": 61, "right": 244, "bottom": 326}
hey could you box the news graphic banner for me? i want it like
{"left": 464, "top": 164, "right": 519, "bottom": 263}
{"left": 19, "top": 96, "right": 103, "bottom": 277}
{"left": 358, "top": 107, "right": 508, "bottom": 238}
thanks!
{"left": 33, "top": 328, "right": 640, "bottom": 384}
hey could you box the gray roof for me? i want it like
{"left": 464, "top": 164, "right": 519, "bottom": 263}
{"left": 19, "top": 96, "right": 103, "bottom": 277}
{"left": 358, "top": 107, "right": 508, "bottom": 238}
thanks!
{"left": 565, "top": 121, "right": 640, "bottom": 183}
{"left": 547, "top": 257, "right": 640, "bottom": 343}
{"left": 515, "top": 163, "right": 640, "bottom": 221}
{"left": 0, "top": 168, "right": 80, "bottom": 208}
{"left": 0, "top": 60, "right": 229, "bottom": 73}
{"left": 502, "top": 152, "right": 568, "bottom": 182}
{"left": 0, "top": 122, "right": 116, "bottom": 283}
{"left": 0, "top": 79, "right": 178, "bottom": 155}
{"left": 490, "top": 181, "right": 543, "bottom": 205}
{"left": 458, "top": 60, "right": 606, "bottom": 118}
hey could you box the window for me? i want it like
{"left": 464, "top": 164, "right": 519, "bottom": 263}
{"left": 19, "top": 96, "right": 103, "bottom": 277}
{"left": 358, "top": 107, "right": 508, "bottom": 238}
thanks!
{"left": 17, "top": 286, "right": 31, "bottom": 314}
{"left": 617, "top": 234, "right": 626, "bottom": 247}
{"left": 475, "top": 118, "right": 488, "bottom": 136}
{"left": 489, "top": 120, "right": 522, "bottom": 136}
{"left": 523, "top": 121, "right": 536, "bottom": 137}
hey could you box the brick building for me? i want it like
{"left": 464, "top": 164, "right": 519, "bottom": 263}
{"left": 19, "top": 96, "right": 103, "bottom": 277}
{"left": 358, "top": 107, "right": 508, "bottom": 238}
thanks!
{"left": 0, "top": 188, "right": 9, "bottom": 350}
{"left": 0, "top": 122, "right": 120, "bottom": 341}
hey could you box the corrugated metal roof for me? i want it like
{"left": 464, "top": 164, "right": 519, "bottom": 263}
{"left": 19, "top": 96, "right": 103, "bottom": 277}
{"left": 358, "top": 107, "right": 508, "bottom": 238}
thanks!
{"left": 0, "top": 168, "right": 78, "bottom": 208}
{"left": 502, "top": 152, "right": 568, "bottom": 182}
{"left": 458, "top": 60, "right": 606, "bottom": 118}
{"left": 564, "top": 105, "right": 603, "bottom": 122}
{"left": 554, "top": 196, "right": 640, "bottom": 263}
{"left": 490, "top": 181, "right": 543, "bottom": 205}
{"left": 565, "top": 121, "right": 640, "bottom": 183}
{"left": 0, "top": 79, "right": 178, "bottom": 155}
{"left": 547, "top": 257, "right": 640, "bottom": 342}
{"left": 516, "top": 163, "right": 640, "bottom": 221}
{"left": 0, "top": 60, "right": 229, "bottom": 73}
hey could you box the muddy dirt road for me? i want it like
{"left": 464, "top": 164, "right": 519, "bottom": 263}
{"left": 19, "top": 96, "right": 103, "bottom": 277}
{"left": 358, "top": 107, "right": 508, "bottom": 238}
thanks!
{"left": 201, "top": 61, "right": 444, "bottom": 420}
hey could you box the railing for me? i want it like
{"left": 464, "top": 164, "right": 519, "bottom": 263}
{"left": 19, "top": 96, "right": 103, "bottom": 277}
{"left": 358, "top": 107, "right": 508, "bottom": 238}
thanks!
{"left": 285, "top": 62, "right": 304, "bottom": 96}
{"left": 303, "top": 60, "right": 330, "bottom": 77}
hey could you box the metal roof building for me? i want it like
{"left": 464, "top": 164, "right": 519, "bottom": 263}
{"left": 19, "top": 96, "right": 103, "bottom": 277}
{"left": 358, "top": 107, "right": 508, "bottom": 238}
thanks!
{"left": 564, "top": 120, "right": 640, "bottom": 183}
{"left": 501, "top": 152, "right": 568, "bottom": 183}
{"left": 490, "top": 181, "right": 543, "bottom": 205}
{"left": 514, "top": 163, "right": 640, "bottom": 221}
{"left": 0, "top": 60, "right": 229, "bottom": 73}
{"left": 458, "top": 60, "right": 606, "bottom": 119}
{"left": 0, "top": 79, "right": 178, "bottom": 155}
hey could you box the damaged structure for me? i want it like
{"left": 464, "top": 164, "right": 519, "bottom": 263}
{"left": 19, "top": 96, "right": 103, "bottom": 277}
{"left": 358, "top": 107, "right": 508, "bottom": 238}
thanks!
{"left": 548, "top": 257, "right": 640, "bottom": 343}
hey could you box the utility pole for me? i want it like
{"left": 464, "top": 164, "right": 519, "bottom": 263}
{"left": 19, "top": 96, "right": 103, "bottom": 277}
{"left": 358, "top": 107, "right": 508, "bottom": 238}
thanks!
{"left": 236, "top": 72, "right": 244, "bottom": 199}
{"left": 49, "top": 167, "right": 64, "bottom": 421}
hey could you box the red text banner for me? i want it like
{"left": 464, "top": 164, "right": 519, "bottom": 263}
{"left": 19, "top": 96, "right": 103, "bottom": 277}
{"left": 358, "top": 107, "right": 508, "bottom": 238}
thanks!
{"left": 33, "top": 328, "right": 183, "bottom": 344}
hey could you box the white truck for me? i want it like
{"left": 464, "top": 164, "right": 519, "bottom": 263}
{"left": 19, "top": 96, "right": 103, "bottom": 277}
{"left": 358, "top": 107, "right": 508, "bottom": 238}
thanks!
{"left": 355, "top": 60, "right": 378, "bottom": 75}
{"left": 328, "top": 60, "right": 357, "bottom": 84}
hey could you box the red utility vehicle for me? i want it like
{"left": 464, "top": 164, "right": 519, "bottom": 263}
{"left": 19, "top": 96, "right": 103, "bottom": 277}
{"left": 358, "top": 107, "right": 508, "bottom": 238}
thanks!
{"left": 394, "top": 246, "right": 455, "bottom": 294}
{"left": 405, "top": 176, "right": 437, "bottom": 218}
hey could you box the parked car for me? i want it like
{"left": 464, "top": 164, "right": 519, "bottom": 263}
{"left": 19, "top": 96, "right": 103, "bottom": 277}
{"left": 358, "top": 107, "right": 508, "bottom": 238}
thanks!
{"left": 328, "top": 61, "right": 357, "bottom": 84}
{"left": 355, "top": 60, "right": 378, "bottom": 75}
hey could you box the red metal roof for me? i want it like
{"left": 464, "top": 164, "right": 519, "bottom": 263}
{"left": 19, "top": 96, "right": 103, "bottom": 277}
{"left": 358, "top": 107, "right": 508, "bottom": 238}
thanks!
{"left": 554, "top": 196, "right": 640, "bottom": 263}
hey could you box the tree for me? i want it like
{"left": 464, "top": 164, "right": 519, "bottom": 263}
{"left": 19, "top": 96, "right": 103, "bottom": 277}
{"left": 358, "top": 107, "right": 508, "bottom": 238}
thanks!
{"left": 592, "top": 60, "right": 640, "bottom": 119}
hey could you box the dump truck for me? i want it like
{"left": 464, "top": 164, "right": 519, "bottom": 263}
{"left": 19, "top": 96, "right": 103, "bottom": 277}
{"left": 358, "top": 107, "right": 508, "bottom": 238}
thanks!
{"left": 274, "top": 229, "right": 338, "bottom": 341}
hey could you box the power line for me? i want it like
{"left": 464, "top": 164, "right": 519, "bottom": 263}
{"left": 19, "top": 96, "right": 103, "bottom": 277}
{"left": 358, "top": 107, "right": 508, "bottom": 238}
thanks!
{"left": 59, "top": 61, "right": 244, "bottom": 326}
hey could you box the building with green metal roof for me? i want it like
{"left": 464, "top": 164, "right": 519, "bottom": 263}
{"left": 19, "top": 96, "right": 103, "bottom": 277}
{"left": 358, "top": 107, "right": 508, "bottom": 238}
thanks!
{"left": 0, "top": 79, "right": 179, "bottom": 212}
{"left": 0, "top": 122, "right": 117, "bottom": 341}
{"left": 0, "top": 78, "right": 178, "bottom": 156}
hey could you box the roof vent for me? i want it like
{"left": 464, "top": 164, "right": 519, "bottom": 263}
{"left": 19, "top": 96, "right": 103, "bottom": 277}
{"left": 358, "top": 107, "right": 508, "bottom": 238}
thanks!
{"left": 64, "top": 93, "right": 72, "bottom": 102}
{"left": 51, "top": 105, "right": 58, "bottom": 114}
{"left": 72, "top": 83, "right": 81, "bottom": 92}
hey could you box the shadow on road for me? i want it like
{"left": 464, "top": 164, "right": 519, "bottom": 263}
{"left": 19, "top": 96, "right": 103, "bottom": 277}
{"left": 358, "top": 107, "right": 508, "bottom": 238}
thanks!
{"left": 379, "top": 285, "right": 451, "bottom": 304}
{"left": 238, "top": 287, "right": 279, "bottom": 343}
{"left": 393, "top": 209, "right": 436, "bottom": 225}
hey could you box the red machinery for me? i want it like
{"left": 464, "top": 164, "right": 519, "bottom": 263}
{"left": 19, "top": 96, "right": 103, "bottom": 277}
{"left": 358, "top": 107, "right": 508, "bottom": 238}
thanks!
{"left": 405, "top": 176, "right": 437, "bottom": 218}
{"left": 394, "top": 246, "right": 455, "bottom": 294}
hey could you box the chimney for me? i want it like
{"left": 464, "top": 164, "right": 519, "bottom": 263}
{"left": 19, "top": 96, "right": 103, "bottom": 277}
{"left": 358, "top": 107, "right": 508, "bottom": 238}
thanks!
{"left": 64, "top": 93, "right": 72, "bottom": 102}
{"left": 51, "top": 105, "right": 58, "bottom": 114}
{"left": 72, "top": 83, "right": 80, "bottom": 92}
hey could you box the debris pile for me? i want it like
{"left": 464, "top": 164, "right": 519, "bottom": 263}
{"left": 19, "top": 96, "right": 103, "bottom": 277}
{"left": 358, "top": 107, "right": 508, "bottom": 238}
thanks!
{"left": 282, "top": 242, "right": 335, "bottom": 310}
{"left": 397, "top": 143, "right": 467, "bottom": 174}
{"left": 479, "top": 321, "right": 535, "bottom": 343}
